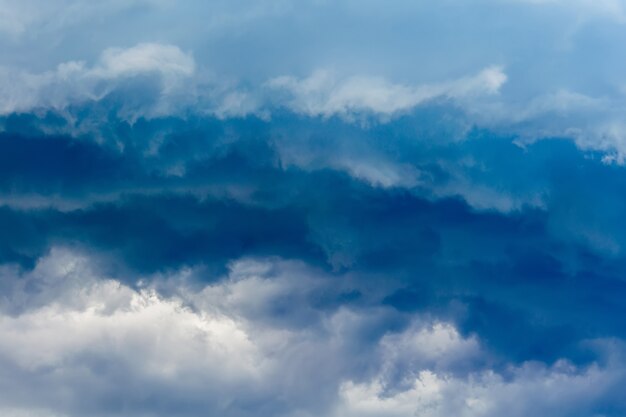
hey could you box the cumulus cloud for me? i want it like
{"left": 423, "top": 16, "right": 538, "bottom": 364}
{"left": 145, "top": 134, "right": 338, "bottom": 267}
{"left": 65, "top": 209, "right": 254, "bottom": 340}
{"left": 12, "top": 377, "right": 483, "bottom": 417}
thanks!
{"left": 0, "top": 250, "right": 263, "bottom": 375}
{"left": 334, "top": 362, "right": 620, "bottom": 417}
{"left": 1, "top": 248, "right": 624, "bottom": 417}
{"left": 0, "top": 249, "right": 426, "bottom": 416}
{"left": 332, "top": 320, "right": 626, "bottom": 417}
{"left": 0, "top": 116, "right": 625, "bottom": 414}
{"left": 0, "top": 250, "right": 277, "bottom": 416}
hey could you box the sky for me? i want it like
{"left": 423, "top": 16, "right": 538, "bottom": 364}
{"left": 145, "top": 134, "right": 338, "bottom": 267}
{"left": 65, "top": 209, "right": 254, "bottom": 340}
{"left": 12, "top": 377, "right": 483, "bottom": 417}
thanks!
{"left": 2, "top": 1, "right": 626, "bottom": 416}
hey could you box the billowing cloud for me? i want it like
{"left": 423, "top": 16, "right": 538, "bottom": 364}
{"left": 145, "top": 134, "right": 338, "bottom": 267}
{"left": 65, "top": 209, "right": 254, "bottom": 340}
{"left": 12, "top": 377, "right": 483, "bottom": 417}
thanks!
{"left": 335, "top": 361, "right": 622, "bottom": 417}
{"left": 3, "top": 1, "right": 626, "bottom": 415}
{"left": 1, "top": 249, "right": 625, "bottom": 417}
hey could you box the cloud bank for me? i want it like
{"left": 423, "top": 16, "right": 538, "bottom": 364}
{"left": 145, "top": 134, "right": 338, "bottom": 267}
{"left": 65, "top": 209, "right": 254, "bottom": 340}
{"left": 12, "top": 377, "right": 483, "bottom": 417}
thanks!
{"left": 1, "top": 249, "right": 625, "bottom": 417}
{"left": 2, "top": 0, "right": 626, "bottom": 416}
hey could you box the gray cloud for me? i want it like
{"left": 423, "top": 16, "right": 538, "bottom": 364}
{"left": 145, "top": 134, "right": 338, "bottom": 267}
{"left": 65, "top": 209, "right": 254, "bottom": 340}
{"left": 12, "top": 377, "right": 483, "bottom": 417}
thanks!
{"left": 1, "top": 248, "right": 624, "bottom": 417}
{"left": 3, "top": 2, "right": 626, "bottom": 415}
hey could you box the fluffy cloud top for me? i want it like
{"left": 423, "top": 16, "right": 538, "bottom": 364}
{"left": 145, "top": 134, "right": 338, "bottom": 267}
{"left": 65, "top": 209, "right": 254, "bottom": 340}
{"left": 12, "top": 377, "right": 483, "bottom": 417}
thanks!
{"left": 4, "top": 0, "right": 626, "bottom": 155}
{"left": 1, "top": 249, "right": 624, "bottom": 417}
{"left": 266, "top": 66, "right": 506, "bottom": 117}
{"left": 0, "top": 43, "right": 195, "bottom": 116}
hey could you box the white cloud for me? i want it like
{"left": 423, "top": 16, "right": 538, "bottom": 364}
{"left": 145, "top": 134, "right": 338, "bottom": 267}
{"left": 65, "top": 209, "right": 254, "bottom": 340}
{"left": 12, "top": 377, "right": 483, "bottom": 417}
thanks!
{"left": 0, "top": 250, "right": 359, "bottom": 416}
{"left": 471, "top": 89, "right": 626, "bottom": 164}
{"left": 0, "top": 250, "right": 263, "bottom": 376}
{"left": 0, "top": 43, "right": 195, "bottom": 117}
{"left": 91, "top": 43, "right": 195, "bottom": 80}
{"left": 332, "top": 324, "right": 624, "bottom": 417}
{"left": 379, "top": 322, "right": 482, "bottom": 374}
{"left": 0, "top": 249, "right": 624, "bottom": 416}
{"left": 334, "top": 364, "right": 614, "bottom": 417}
{"left": 3, "top": 0, "right": 626, "bottom": 161}
{"left": 266, "top": 67, "right": 507, "bottom": 118}
{"left": 0, "top": 249, "right": 269, "bottom": 416}
{"left": 275, "top": 143, "right": 423, "bottom": 189}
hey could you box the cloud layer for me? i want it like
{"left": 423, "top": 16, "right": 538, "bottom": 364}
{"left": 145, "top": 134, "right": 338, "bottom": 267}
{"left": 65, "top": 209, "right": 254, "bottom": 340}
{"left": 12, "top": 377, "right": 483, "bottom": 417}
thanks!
{"left": 0, "top": 108, "right": 626, "bottom": 414}
{"left": 1, "top": 249, "right": 625, "bottom": 417}
{"left": 3, "top": 1, "right": 626, "bottom": 416}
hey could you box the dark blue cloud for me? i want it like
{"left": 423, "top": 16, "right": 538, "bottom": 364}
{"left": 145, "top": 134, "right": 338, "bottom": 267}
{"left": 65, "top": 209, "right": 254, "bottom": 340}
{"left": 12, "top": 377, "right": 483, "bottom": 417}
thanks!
{"left": 2, "top": 105, "right": 626, "bottom": 415}
{"left": 4, "top": 1, "right": 626, "bottom": 414}
{"left": 1, "top": 108, "right": 626, "bottom": 359}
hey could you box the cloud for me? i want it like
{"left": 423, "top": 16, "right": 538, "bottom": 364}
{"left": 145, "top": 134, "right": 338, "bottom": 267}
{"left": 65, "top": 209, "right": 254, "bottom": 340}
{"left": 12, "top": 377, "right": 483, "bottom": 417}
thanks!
{"left": 90, "top": 43, "right": 195, "bottom": 80}
{"left": 332, "top": 319, "right": 626, "bottom": 417}
{"left": 0, "top": 111, "right": 626, "bottom": 414}
{"left": 0, "top": 249, "right": 273, "bottom": 416}
{"left": 335, "top": 362, "right": 621, "bottom": 417}
{"left": 266, "top": 67, "right": 506, "bottom": 118}
{"left": 3, "top": 117, "right": 626, "bottom": 377}
{"left": 0, "top": 48, "right": 507, "bottom": 126}
{"left": 0, "top": 43, "right": 195, "bottom": 116}
{"left": 4, "top": 0, "right": 626, "bottom": 158}
{"left": 2, "top": 248, "right": 625, "bottom": 417}
{"left": 4, "top": 1, "right": 626, "bottom": 413}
